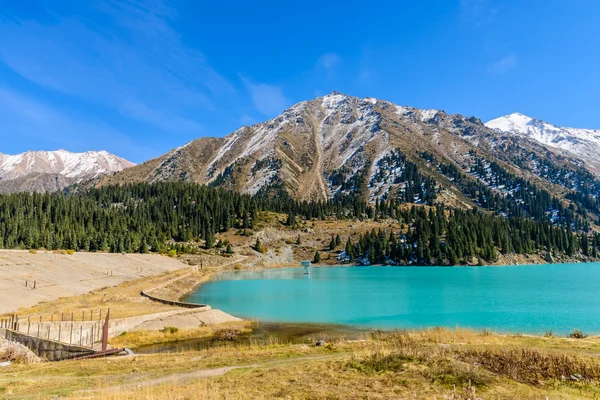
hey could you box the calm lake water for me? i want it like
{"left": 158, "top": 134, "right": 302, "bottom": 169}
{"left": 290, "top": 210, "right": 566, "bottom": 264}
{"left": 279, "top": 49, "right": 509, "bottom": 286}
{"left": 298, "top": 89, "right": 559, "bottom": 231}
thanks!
{"left": 184, "top": 264, "right": 600, "bottom": 335}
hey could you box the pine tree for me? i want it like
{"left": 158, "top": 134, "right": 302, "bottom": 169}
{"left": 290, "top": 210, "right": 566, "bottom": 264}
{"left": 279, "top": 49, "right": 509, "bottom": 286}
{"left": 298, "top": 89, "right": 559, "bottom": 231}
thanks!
{"left": 329, "top": 236, "right": 336, "bottom": 250}
{"left": 345, "top": 238, "right": 355, "bottom": 261}
{"left": 313, "top": 250, "right": 321, "bottom": 263}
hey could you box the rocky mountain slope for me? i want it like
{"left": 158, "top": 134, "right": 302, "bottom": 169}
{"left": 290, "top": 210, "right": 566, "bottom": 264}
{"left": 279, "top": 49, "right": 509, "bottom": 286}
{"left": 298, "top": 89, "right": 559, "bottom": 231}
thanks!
{"left": 95, "top": 92, "right": 600, "bottom": 223}
{"left": 486, "top": 113, "right": 600, "bottom": 174}
{"left": 0, "top": 150, "right": 134, "bottom": 193}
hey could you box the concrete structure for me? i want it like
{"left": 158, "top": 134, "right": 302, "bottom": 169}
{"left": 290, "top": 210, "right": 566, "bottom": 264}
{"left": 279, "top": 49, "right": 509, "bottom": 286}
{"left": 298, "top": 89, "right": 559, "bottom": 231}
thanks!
{"left": 301, "top": 260, "right": 311, "bottom": 274}
{"left": 1, "top": 328, "right": 95, "bottom": 361}
{"left": 141, "top": 290, "right": 208, "bottom": 308}
{"left": 5, "top": 308, "right": 211, "bottom": 345}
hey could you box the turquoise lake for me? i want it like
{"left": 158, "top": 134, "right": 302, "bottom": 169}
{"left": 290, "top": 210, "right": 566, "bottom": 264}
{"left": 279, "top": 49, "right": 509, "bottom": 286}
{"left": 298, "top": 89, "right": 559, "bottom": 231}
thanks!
{"left": 184, "top": 264, "right": 600, "bottom": 335}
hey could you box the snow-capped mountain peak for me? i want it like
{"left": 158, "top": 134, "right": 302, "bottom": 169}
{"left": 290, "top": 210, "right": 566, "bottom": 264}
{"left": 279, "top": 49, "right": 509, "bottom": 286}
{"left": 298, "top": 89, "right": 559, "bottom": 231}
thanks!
{"left": 0, "top": 150, "right": 135, "bottom": 193}
{"left": 486, "top": 113, "right": 600, "bottom": 173}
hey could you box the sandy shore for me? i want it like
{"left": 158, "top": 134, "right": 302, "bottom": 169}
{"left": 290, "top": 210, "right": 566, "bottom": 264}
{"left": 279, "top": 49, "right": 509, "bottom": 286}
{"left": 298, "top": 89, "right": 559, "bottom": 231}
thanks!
{"left": 0, "top": 250, "right": 185, "bottom": 314}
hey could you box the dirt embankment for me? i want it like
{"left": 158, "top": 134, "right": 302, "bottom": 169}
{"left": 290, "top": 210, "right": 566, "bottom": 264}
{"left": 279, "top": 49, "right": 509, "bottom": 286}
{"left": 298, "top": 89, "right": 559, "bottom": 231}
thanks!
{"left": 0, "top": 250, "right": 185, "bottom": 314}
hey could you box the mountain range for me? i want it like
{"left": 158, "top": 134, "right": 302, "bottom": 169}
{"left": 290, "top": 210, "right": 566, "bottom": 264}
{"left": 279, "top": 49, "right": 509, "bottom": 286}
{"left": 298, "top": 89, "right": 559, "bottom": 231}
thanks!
{"left": 0, "top": 150, "right": 134, "bottom": 193}
{"left": 90, "top": 93, "right": 600, "bottom": 221}
{"left": 2, "top": 93, "right": 600, "bottom": 222}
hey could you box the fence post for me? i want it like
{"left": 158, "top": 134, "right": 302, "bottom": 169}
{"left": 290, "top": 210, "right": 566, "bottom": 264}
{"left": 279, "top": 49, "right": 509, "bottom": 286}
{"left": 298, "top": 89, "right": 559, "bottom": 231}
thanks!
{"left": 37, "top": 322, "right": 40, "bottom": 337}
{"left": 69, "top": 323, "right": 73, "bottom": 345}
{"left": 47, "top": 324, "right": 50, "bottom": 339}
{"left": 27, "top": 317, "right": 31, "bottom": 335}
{"left": 79, "top": 325, "right": 83, "bottom": 346}
{"left": 101, "top": 309, "right": 110, "bottom": 351}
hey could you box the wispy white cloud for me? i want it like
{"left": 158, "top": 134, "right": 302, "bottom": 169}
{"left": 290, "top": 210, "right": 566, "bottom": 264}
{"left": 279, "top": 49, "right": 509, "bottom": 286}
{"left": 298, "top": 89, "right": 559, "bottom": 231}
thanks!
{"left": 488, "top": 54, "right": 519, "bottom": 75}
{"left": 317, "top": 53, "right": 341, "bottom": 71}
{"left": 0, "top": 0, "right": 231, "bottom": 135}
{"left": 460, "top": 0, "right": 499, "bottom": 26}
{"left": 242, "top": 77, "right": 290, "bottom": 116}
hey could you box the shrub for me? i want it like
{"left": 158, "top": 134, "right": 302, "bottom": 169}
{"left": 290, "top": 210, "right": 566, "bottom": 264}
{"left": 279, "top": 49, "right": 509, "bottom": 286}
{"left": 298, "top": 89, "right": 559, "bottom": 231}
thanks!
{"left": 544, "top": 330, "right": 553, "bottom": 338}
{"left": 568, "top": 329, "right": 587, "bottom": 339}
{"left": 347, "top": 350, "right": 416, "bottom": 374}
{"left": 160, "top": 326, "right": 179, "bottom": 334}
{"left": 28, "top": 249, "right": 37, "bottom": 254}
{"left": 66, "top": 249, "right": 75, "bottom": 255}
{"left": 456, "top": 348, "right": 600, "bottom": 384}
{"left": 167, "top": 249, "right": 177, "bottom": 258}
{"left": 214, "top": 328, "right": 242, "bottom": 341}
{"left": 253, "top": 238, "right": 267, "bottom": 254}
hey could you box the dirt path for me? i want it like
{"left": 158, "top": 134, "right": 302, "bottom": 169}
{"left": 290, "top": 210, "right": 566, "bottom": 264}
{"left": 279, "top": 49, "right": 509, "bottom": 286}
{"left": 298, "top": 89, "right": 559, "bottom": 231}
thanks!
{"left": 107, "top": 353, "right": 348, "bottom": 392}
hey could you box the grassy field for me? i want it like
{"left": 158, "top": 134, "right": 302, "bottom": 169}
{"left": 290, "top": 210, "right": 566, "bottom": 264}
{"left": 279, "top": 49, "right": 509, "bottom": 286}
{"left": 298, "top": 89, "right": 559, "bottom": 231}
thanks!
{"left": 2, "top": 328, "right": 600, "bottom": 399}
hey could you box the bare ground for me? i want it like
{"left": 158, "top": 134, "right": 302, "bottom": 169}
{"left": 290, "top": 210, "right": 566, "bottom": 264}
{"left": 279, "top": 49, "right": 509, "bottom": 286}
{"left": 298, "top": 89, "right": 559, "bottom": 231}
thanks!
{"left": 0, "top": 250, "right": 185, "bottom": 314}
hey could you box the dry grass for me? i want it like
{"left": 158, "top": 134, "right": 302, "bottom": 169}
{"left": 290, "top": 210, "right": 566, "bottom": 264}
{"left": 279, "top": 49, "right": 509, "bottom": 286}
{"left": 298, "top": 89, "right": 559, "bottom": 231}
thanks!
{"left": 108, "top": 321, "right": 253, "bottom": 349}
{"left": 108, "top": 326, "right": 213, "bottom": 349}
{"left": 2, "top": 328, "right": 600, "bottom": 399}
{"left": 457, "top": 348, "right": 600, "bottom": 384}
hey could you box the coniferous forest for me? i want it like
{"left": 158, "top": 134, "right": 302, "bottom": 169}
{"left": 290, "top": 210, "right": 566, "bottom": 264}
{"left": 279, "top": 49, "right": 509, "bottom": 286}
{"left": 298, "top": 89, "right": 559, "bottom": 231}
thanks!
{"left": 0, "top": 182, "right": 597, "bottom": 265}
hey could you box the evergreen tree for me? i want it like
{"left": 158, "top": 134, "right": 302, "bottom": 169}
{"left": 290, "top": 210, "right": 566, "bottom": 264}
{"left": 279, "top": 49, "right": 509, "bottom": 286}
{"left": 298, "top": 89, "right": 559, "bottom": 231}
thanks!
{"left": 329, "top": 236, "right": 336, "bottom": 250}
{"left": 313, "top": 250, "right": 321, "bottom": 263}
{"left": 345, "top": 238, "right": 355, "bottom": 261}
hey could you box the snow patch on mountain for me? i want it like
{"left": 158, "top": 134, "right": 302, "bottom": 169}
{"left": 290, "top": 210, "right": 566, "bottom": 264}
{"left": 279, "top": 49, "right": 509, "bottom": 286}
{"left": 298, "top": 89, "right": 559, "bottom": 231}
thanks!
{"left": 486, "top": 113, "right": 600, "bottom": 173}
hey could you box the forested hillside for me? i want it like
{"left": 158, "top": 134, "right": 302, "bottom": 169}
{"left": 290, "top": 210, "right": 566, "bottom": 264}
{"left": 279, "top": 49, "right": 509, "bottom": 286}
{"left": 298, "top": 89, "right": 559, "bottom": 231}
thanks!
{"left": 0, "top": 182, "right": 597, "bottom": 266}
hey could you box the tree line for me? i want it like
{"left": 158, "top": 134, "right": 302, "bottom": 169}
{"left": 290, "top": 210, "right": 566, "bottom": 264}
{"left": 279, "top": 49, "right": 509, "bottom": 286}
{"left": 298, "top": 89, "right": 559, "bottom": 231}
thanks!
{"left": 0, "top": 182, "right": 596, "bottom": 266}
{"left": 340, "top": 205, "right": 599, "bottom": 266}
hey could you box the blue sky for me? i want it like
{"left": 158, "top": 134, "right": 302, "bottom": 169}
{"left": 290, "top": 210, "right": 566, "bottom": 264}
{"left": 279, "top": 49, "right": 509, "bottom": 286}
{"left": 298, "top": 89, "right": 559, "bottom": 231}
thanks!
{"left": 0, "top": 0, "right": 599, "bottom": 163}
